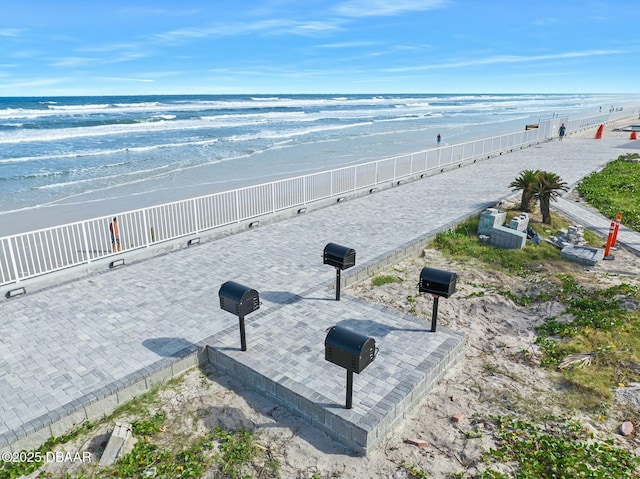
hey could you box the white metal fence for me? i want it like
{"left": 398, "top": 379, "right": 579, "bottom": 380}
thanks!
{"left": 0, "top": 111, "right": 630, "bottom": 288}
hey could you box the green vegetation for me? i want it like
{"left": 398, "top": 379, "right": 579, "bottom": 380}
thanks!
{"left": 372, "top": 274, "right": 402, "bottom": 286}
{"left": 434, "top": 213, "right": 640, "bottom": 409}
{"left": 510, "top": 170, "right": 569, "bottom": 223}
{"left": 398, "top": 461, "right": 430, "bottom": 479}
{"left": 432, "top": 216, "right": 565, "bottom": 276}
{"left": 0, "top": 371, "right": 280, "bottom": 479}
{"left": 104, "top": 424, "right": 277, "bottom": 479}
{"left": 430, "top": 191, "right": 640, "bottom": 476}
{"left": 535, "top": 276, "right": 640, "bottom": 404}
{"left": 577, "top": 153, "right": 640, "bottom": 231}
{"left": 481, "top": 416, "right": 640, "bottom": 479}
{"left": 509, "top": 169, "right": 541, "bottom": 212}
{"left": 0, "top": 421, "right": 94, "bottom": 479}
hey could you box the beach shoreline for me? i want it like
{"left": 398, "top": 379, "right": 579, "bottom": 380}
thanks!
{"left": 2, "top": 93, "right": 636, "bottom": 236}
{"left": 3, "top": 111, "right": 637, "bottom": 237}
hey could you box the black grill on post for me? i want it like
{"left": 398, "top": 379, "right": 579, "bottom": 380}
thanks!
{"left": 325, "top": 325, "right": 377, "bottom": 409}
{"left": 323, "top": 243, "right": 356, "bottom": 301}
{"left": 218, "top": 281, "right": 260, "bottom": 351}
{"left": 418, "top": 267, "right": 457, "bottom": 332}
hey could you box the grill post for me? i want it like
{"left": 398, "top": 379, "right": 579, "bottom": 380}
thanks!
{"left": 346, "top": 369, "right": 354, "bottom": 409}
{"left": 418, "top": 267, "right": 457, "bottom": 332}
{"left": 431, "top": 295, "right": 439, "bottom": 332}
{"left": 239, "top": 315, "right": 247, "bottom": 351}
{"left": 335, "top": 268, "right": 341, "bottom": 301}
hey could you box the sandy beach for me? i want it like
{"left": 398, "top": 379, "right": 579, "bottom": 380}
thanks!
{"left": 2, "top": 96, "right": 634, "bottom": 237}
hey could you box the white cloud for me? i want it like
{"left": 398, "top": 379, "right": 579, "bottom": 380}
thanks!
{"left": 48, "top": 56, "right": 96, "bottom": 68}
{"left": 318, "top": 41, "right": 379, "bottom": 48}
{"left": 101, "top": 76, "right": 155, "bottom": 83}
{"left": 118, "top": 7, "right": 201, "bottom": 17}
{"left": 0, "top": 78, "right": 67, "bottom": 91}
{"left": 334, "top": 0, "right": 447, "bottom": 17}
{"left": 385, "top": 49, "right": 625, "bottom": 72}
{"left": 150, "top": 18, "right": 344, "bottom": 44}
{"left": 0, "top": 28, "right": 22, "bottom": 37}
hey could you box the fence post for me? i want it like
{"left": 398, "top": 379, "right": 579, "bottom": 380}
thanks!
{"left": 235, "top": 190, "right": 241, "bottom": 222}
{"left": 142, "top": 209, "right": 150, "bottom": 246}
{"left": 7, "top": 239, "right": 20, "bottom": 283}
{"left": 271, "top": 182, "right": 276, "bottom": 213}
{"left": 330, "top": 170, "right": 333, "bottom": 197}
{"left": 353, "top": 165, "right": 357, "bottom": 192}
{"left": 81, "top": 221, "right": 91, "bottom": 263}
{"left": 193, "top": 198, "right": 200, "bottom": 233}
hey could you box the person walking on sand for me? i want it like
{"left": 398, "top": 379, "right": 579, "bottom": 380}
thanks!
{"left": 109, "top": 217, "right": 121, "bottom": 252}
{"left": 558, "top": 123, "right": 566, "bottom": 141}
{"left": 437, "top": 133, "right": 441, "bottom": 146}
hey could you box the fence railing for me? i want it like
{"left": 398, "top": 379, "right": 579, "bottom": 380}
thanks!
{"left": 0, "top": 110, "right": 632, "bottom": 289}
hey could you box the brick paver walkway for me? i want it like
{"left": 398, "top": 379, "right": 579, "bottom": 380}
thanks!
{"left": 2, "top": 133, "right": 639, "bottom": 454}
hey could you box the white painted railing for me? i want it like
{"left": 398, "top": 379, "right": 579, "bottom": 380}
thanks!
{"left": 0, "top": 111, "right": 631, "bottom": 289}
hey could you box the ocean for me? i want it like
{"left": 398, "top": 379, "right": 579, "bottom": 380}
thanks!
{"left": 0, "top": 93, "right": 633, "bottom": 234}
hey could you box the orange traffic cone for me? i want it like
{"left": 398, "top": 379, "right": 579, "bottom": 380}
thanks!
{"left": 595, "top": 124, "right": 604, "bottom": 139}
{"left": 631, "top": 131, "right": 638, "bottom": 140}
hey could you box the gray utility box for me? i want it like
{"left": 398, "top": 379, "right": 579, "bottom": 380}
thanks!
{"left": 219, "top": 281, "right": 260, "bottom": 317}
{"left": 323, "top": 243, "right": 356, "bottom": 270}
{"left": 325, "top": 325, "right": 376, "bottom": 374}
{"left": 419, "top": 267, "right": 457, "bottom": 298}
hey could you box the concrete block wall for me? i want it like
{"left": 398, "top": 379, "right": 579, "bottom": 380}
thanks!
{"left": 561, "top": 245, "right": 604, "bottom": 266}
{"left": 489, "top": 225, "right": 527, "bottom": 249}
{"left": 478, "top": 208, "right": 506, "bottom": 236}
{"left": 509, "top": 213, "right": 529, "bottom": 232}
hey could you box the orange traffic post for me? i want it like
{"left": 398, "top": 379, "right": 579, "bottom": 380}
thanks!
{"left": 612, "top": 211, "right": 622, "bottom": 248}
{"left": 595, "top": 124, "right": 604, "bottom": 139}
{"left": 603, "top": 219, "right": 616, "bottom": 260}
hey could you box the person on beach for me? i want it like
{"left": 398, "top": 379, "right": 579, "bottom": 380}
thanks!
{"left": 109, "top": 218, "right": 121, "bottom": 252}
{"left": 437, "top": 133, "right": 441, "bottom": 145}
{"left": 558, "top": 123, "right": 566, "bottom": 141}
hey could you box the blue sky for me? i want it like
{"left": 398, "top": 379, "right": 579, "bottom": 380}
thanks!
{"left": 1, "top": 0, "right": 638, "bottom": 96}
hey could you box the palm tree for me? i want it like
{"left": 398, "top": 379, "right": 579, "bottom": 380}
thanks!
{"left": 531, "top": 171, "right": 569, "bottom": 224}
{"left": 509, "top": 169, "right": 541, "bottom": 212}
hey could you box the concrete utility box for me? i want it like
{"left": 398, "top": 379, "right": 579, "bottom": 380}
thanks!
{"left": 490, "top": 225, "right": 527, "bottom": 249}
{"left": 509, "top": 213, "right": 529, "bottom": 232}
{"left": 478, "top": 208, "right": 506, "bottom": 236}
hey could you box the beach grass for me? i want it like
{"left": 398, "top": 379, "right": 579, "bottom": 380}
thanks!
{"left": 431, "top": 210, "right": 640, "bottom": 410}
{"left": 577, "top": 153, "right": 640, "bottom": 231}
{"left": 431, "top": 213, "right": 569, "bottom": 276}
